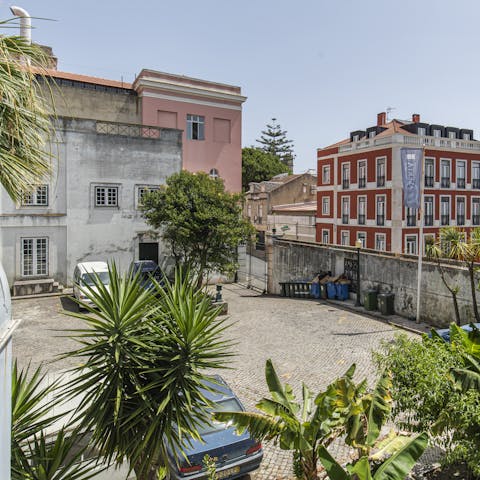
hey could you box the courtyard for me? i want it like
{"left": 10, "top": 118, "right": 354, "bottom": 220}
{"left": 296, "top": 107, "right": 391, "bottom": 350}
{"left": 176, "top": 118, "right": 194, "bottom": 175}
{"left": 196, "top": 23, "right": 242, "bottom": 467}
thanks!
{"left": 12, "top": 284, "right": 415, "bottom": 479}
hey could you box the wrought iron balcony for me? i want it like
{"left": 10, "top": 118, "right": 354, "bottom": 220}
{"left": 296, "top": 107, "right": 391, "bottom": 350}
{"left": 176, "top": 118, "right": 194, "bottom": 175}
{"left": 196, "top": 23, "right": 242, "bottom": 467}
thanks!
{"left": 441, "top": 214, "right": 450, "bottom": 226}
{"left": 407, "top": 215, "right": 416, "bottom": 226}
{"left": 473, "top": 214, "right": 480, "bottom": 225}
{"left": 342, "top": 179, "right": 350, "bottom": 189}
{"left": 456, "top": 215, "right": 465, "bottom": 226}
{"left": 358, "top": 214, "right": 365, "bottom": 225}
{"left": 424, "top": 176, "right": 434, "bottom": 187}
{"left": 376, "top": 175, "right": 385, "bottom": 187}
{"left": 424, "top": 214, "right": 433, "bottom": 226}
{"left": 358, "top": 177, "right": 366, "bottom": 188}
{"left": 473, "top": 179, "right": 480, "bottom": 189}
{"left": 456, "top": 178, "right": 466, "bottom": 188}
{"left": 342, "top": 214, "right": 349, "bottom": 224}
{"left": 441, "top": 177, "right": 451, "bottom": 188}
{"left": 376, "top": 214, "right": 385, "bottom": 226}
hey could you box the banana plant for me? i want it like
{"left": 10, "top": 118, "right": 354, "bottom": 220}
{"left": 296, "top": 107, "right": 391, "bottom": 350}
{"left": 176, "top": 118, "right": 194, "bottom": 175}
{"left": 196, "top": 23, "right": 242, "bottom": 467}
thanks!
{"left": 215, "top": 360, "right": 366, "bottom": 480}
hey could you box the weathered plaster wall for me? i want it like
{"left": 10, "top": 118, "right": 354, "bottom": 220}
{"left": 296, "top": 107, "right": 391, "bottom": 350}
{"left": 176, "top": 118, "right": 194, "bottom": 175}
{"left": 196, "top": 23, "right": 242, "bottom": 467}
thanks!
{"left": 269, "top": 238, "right": 477, "bottom": 327}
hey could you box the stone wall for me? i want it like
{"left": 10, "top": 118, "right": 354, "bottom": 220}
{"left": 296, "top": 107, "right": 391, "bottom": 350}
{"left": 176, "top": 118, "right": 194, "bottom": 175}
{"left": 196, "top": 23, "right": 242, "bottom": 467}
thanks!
{"left": 268, "top": 238, "right": 478, "bottom": 327}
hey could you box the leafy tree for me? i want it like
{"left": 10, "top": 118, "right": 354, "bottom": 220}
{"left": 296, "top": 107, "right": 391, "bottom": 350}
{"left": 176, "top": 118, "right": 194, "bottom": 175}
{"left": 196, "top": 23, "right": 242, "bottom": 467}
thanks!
{"left": 241, "top": 147, "right": 290, "bottom": 191}
{"left": 0, "top": 19, "right": 53, "bottom": 201}
{"left": 142, "top": 171, "right": 254, "bottom": 285}
{"left": 62, "top": 265, "right": 233, "bottom": 479}
{"left": 256, "top": 118, "right": 295, "bottom": 169}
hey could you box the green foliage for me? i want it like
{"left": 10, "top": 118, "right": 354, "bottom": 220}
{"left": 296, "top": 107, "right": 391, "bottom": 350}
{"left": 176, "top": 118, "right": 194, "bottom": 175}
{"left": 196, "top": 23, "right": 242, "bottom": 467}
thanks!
{"left": 141, "top": 171, "right": 254, "bottom": 282}
{"left": 202, "top": 455, "right": 218, "bottom": 480}
{"left": 12, "top": 362, "right": 100, "bottom": 480}
{"left": 256, "top": 118, "right": 295, "bottom": 168}
{"left": 241, "top": 147, "right": 290, "bottom": 191}
{"left": 61, "top": 265, "right": 234, "bottom": 479}
{"left": 375, "top": 328, "right": 480, "bottom": 476}
{"left": 0, "top": 19, "right": 54, "bottom": 202}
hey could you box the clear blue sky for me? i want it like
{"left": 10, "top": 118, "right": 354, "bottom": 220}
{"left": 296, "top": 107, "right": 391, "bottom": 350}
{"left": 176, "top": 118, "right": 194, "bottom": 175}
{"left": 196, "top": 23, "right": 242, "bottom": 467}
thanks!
{"left": 2, "top": 0, "right": 480, "bottom": 172}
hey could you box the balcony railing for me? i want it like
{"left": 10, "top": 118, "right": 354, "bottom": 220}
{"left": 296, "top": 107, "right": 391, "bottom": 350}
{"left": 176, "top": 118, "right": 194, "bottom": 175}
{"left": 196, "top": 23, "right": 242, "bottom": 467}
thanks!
{"left": 342, "top": 214, "right": 349, "bottom": 224}
{"left": 473, "top": 214, "right": 480, "bottom": 226}
{"left": 457, "top": 215, "right": 465, "bottom": 226}
{"left": 441, "top": 177, "right": 451, "bottom": 188}
{"left": 407, "top": 215, "right": 416, "bottom": 226}
{"left": 342, "top": 179, "right": 350, "bottom": 189}
{"left": 457, "top": 178, "right": 466, "bottom": 189}
{"left": 358, "top": 214, "right": 365, "bottom": 225}
{"left": 424, "top": 176, "right": 434, "bottom": 187}
{"left": 424, "top": 214, "right": 433, "bottom": 226}
{"left": 377, "top": 175, "right": 385, "bottom": 187}
{"left": 376, "top": 214, "right": 385, "bottom": 226}
{"left": 96, "top": 121, "right": 162, "bottom": 138}
{"left": 441, "top": 214, "right": 450, "bottom": 226}
{"left": 358, "top": 177, "right": 366, "bottom": 188}
{"left": 473, "top": 179, "right": 480, "bottom": 189}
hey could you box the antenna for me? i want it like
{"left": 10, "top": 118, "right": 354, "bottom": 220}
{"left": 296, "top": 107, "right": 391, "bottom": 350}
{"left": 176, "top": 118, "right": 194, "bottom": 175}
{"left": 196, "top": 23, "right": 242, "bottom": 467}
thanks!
{"left": 386, "top": 107, "right": 396, "bottom": 121}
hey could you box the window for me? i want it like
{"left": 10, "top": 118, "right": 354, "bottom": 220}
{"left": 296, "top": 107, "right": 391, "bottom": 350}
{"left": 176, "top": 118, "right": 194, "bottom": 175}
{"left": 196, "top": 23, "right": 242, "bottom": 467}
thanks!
{"left": 209, "top": 168, "right": 220, "bottom": 179}
{"left": 433, "top": 129, "right": 441, "bottom": 138}
{"left": 342, "top": 197, "right": 350, "bottom": 224}
{"left": 341, "top": 231, "right": 350, "bottom": 246}
{"left": 440, "top": 159, "right": 450, "bottom": 188}
{"left": 357, "top": 232, "right": 366, "bottom": 248}
{"left": 322, "top": 197, "right": 330, "bottom": 215}
{"left": 342, "top": 164, "right": 350, "bottom": 189}
{"left": 376, "top": 195, "right": 385, "bottom": 226}
{"left": 405, "top": 235, "right": 417, "bottom": 255}
{"left": 368, "top": 131, "right": 376, "bottom": 139}
{"left": 95, "top": 186, "right": 118, "bottom": 207}
{"left": 358, "top": 160, "right": 366, "bottom": 188}
{"left": 22, "top": 185, "right": 48, "bottom": 206}
{"left": 425, "top": 158, "right": 434, "bottom": 187}
{"left": 456, "top": 197, "right": 465, "bottom": 226}
{"left": 463, "top": 133, "right": 471, "bottom": 140}
{"left": 375, "top": 234, "right": 386, "bottom": 251}
{"left": 440, "top": 196, "right": 450, "bottom": 225}
{"left": 418, "top": 127, "right": 426, "bottom": 136}
{"left": 448, "top": 131, "right": 457, "bottom": 139}
{"left": 358, "top": 197, "right": 366, "bottom": 225}
{"left": 424, "top": 196, "right": 434, "bottom": 226}
{"left": 21, "top": 237, "right": 48, "bottom": 277}
{"left": 456, "top": 161, "right": 466, "bottom": 188}
{"left": 187, "top": 114, "right": 205, "bottom": 140}
{"left": 322, "top": 165, "right": 330, "bottom": 184}
{"left": 424, "top": 234, "right": 435, "bottom": 255}
{"left": 352, "top": 134, "right": 360, "bottom": 142}
{"left": 137, "top": 186, "right": 159, "bottom": 208}
{"left": 472, "top": 198, "right": 480, "bottom": 225}
{"left": 473, "top": 162, "right": 480, "bottom": 189}
{"left": 322, "top": 229, "right": 330, "bottom": 244}
{"left": 376, "top": 157, "right": 386, "bottom": 187}
{"left": 406, "top": 207, "right": 416, "bottom": 226}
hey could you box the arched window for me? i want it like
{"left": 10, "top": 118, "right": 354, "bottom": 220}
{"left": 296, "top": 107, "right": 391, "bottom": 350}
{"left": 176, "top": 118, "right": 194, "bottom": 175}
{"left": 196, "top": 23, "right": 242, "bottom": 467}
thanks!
{"left": 209, "top": 168, "right": 219, "bottom": 179}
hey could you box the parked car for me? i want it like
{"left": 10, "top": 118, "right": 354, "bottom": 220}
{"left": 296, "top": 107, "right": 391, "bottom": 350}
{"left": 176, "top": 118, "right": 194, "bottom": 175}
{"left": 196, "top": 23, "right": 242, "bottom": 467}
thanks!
{"left": 433, "top": 322, "right": 480, "bottom": 342}
{"left": 130, "top": 260, "right": 165, "bottom": 291}
{"left": 73, "top": 261, "right": 110, "bottom": 308}
{"left": 166, "top": 376, "right": 263, "bottom": 480}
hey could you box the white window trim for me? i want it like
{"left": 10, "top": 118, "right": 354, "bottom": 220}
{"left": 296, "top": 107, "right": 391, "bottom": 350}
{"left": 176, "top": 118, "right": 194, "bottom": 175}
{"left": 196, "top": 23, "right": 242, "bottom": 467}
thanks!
{"left": 186, "top": 114, "right": 205, "bottom": 141}
{"left": 322, "top": 196, "right": 330, "bottom": 215}
{"left": 375, "top": 233, "right": 386, "bottom": 251}
{"left": 342, "top": 163, "right": 350, "bottom": 187}
{"left": 21, "top": 184, "right": 49, "bottom": 207}
{"left": 456, "top": 159, "right": 466, "bottom": 184}
{"left": 93, "top": 183, "right": 120, "bottom": 208}
{"left": 357, "top": 195, "right": 367, "bottom": 222}
{"left": 21, "top": 236, "right": 48, "bottom": 277}
{"left": 375, "top": 194, "right": 386, "bottom": 225}
{"left": 340, "top": 230, "right": 350, "bottom": 246}
{"left": 440, "top": 158, "right": 451, "bottom": 186}
{"left": 424, "top": 195, "right": 434, "bottom": 225}
{"left": 472, "top": 161, "right": 480, "bottom": 184}
{"left": 321, "top": 229, "right": 330, "bottom": 244}
{"left": 376, "top": 156, "right": 386, "bottom": 185}
{"left": 405, "top": 234, "right": 418, "bottom": 255}
{"left": 322, "top": 165, "right": 330, "bottom": 185}
{"left": 425, "top": 157, "right": 436, "bottom": 186}
{"left": 356, "top": 231, "right": 367, "bottom": 248}
{"left": 456, "top": 195, "right": 466, "bottom": 217}
{"left": 357, "top": 159, "right": 367, "bottom": 187}
{"left": 440, "top": 195, "right": 451, "bottom": 225}
{"left": 136, "top": 185, "right": 159, "bottom": 209}
{"left": 341, "top": 196, "right": 350, "bottom": 221}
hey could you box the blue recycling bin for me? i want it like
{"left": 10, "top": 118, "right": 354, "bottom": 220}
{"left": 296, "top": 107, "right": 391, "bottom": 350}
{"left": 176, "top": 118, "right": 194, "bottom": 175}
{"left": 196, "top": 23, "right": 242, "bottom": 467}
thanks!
{"left": 335, "top": 283, "right": 349, "bottom": 301}
{"left": 310, "top": 282, "right": 320, "bottom": 299}
{"left": 326, "top": 282, "right": 337, "bottom": 299}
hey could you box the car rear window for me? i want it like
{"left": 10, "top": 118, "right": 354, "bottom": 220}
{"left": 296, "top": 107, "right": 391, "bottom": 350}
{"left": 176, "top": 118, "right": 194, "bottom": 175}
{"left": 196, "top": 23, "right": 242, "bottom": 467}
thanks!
{"left": 198, "top": 398, "right": 243, "bottom": 435}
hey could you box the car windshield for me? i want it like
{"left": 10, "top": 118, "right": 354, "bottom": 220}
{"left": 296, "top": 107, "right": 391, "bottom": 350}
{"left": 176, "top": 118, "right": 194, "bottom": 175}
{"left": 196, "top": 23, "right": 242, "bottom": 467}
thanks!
{"left": 81, "top": 271, "right": 110, "bottom": 286}
{"left": 197, "top": 398, "right": 242, "bottom": 435}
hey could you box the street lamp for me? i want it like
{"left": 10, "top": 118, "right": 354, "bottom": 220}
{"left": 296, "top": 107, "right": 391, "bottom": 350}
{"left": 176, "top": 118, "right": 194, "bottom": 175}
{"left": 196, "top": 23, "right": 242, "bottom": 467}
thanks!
{"left": 355, "top": 239, "right": 362, "bottom": 307}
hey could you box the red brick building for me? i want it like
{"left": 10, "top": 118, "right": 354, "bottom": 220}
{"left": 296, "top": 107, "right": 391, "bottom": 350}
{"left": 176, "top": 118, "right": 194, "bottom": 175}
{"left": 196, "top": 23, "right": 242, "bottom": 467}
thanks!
{"left": 316, "top": 112, "right": 480, "bottom": 254}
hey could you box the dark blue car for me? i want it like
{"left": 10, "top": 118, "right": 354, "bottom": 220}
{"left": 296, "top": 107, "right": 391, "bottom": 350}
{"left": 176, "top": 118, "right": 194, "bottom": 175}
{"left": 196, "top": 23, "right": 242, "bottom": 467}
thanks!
{"left": 166, "top": 376, "right": 263, "bottom": 480}
{"left": 130, "top": 260, "right": 165, "bottom": 291}
{"left": 433, "top": 322, "right": 480, "bottom": 341}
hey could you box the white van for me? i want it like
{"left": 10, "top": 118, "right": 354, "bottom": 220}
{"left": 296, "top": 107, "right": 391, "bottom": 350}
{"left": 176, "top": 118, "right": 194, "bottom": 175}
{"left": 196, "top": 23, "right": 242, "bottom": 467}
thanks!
{"left": 72, "top": 261, "right": 110, "bottom": 308}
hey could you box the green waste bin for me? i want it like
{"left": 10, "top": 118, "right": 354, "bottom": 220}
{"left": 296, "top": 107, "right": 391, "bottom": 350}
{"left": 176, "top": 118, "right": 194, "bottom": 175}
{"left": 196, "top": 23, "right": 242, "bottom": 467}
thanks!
{"left": 378, "top": 293, "right": 395, "bottom": 315}
{"left": 364, "top": 290, "right": 378, "bottom": 311}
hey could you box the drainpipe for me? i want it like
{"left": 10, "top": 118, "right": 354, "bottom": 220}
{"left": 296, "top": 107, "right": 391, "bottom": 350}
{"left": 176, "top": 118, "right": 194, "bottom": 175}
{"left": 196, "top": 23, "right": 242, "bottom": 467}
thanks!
{"left": 10, "top": 6, "right": 32, "bottom": 44}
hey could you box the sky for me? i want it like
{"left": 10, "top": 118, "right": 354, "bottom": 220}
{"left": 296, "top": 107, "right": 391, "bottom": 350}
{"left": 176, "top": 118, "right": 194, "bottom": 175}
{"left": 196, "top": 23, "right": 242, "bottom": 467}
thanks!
{"left": 2, "top": 0, "right": 480, "bottom": 173}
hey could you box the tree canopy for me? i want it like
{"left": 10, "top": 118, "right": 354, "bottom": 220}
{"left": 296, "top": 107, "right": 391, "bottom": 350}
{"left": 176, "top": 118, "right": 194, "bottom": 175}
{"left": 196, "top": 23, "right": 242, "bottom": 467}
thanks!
{"left": 256, "top": 118, "right": 295, "bottom": 169}
{"left": 142, "top": 171, "right": 254, "bottom": 281}
{"left": 242, "top": 147, "right": 290, "bottom": 191}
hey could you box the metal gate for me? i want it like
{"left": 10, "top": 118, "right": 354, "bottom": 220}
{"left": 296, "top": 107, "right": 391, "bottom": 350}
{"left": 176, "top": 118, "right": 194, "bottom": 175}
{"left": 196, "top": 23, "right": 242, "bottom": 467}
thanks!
{"left": 343, "top": 257, "right": 358, "bottom": 293}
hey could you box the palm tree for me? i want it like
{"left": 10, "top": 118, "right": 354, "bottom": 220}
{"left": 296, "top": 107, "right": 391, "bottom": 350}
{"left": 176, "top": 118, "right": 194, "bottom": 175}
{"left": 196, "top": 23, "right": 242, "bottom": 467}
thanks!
{"left": 0, "top": 18, "right": 53, "bottom": 201}
{"left": 61, "top": 266, "right": 234, "bottom": 479}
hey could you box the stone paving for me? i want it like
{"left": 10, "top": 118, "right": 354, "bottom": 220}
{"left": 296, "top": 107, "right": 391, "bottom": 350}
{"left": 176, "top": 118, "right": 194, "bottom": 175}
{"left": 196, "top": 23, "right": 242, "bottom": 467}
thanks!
{"left": 11, "top": 284, "right": 417, "bottom": 480}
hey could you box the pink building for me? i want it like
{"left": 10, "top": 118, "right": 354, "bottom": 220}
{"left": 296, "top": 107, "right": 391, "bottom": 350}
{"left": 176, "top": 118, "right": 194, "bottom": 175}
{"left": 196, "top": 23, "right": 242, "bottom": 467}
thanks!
{"left": 133, "top": 70, "right": 247, "bottom": 192}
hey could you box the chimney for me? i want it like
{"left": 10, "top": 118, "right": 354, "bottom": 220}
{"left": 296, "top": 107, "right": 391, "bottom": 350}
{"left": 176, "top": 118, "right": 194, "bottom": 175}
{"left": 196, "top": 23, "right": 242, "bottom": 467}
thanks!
{"left": 377, "top": 112, "right": 386, "bottom": 126}
{"left": 412, "top": 113, "right": 420, "bottom": 123}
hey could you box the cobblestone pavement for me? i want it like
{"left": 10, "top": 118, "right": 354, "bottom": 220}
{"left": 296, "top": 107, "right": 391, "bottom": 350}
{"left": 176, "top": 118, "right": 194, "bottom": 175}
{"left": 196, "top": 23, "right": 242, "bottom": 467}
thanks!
{"left": 12, "top": 284, "right": 417, "bottom": 480}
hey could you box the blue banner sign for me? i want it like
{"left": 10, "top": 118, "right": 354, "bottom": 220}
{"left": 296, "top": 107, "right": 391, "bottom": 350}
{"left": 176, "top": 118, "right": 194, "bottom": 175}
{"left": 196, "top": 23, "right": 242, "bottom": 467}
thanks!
{"left": 401, "top": 148, "right": 422, "bottom": 208}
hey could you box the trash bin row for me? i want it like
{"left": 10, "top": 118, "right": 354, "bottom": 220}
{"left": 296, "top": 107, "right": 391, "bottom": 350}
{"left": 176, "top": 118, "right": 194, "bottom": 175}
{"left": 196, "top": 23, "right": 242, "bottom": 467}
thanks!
{"left": 364, "top": 290, "right": 395, "bottom": 315}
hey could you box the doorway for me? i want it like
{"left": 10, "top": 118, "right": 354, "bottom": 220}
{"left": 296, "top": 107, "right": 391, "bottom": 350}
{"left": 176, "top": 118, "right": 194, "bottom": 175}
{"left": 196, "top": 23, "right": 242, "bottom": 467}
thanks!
{"left": 139, "top": 242, "right": 159, "bottom": 264}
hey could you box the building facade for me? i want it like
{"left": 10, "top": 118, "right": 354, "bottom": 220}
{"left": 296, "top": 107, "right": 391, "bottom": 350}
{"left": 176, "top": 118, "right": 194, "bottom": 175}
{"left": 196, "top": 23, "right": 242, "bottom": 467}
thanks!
{"left": 267, "top": 201, "right": 317, "bottom": 243}
{"left": 316, "top": 112, "right": 480, "bottom": 254}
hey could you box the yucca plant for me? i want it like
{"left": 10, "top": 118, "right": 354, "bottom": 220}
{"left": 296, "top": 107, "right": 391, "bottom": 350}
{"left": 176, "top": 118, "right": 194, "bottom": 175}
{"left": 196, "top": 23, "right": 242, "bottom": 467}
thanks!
{"left": 61, "top": 265, "right": 233, "bottom": 479}
{"left": 0, "top": 18, "right": 54, "bottom": 202}
{"left": 12, "top": 361, "right": 101, "bottom": 480}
